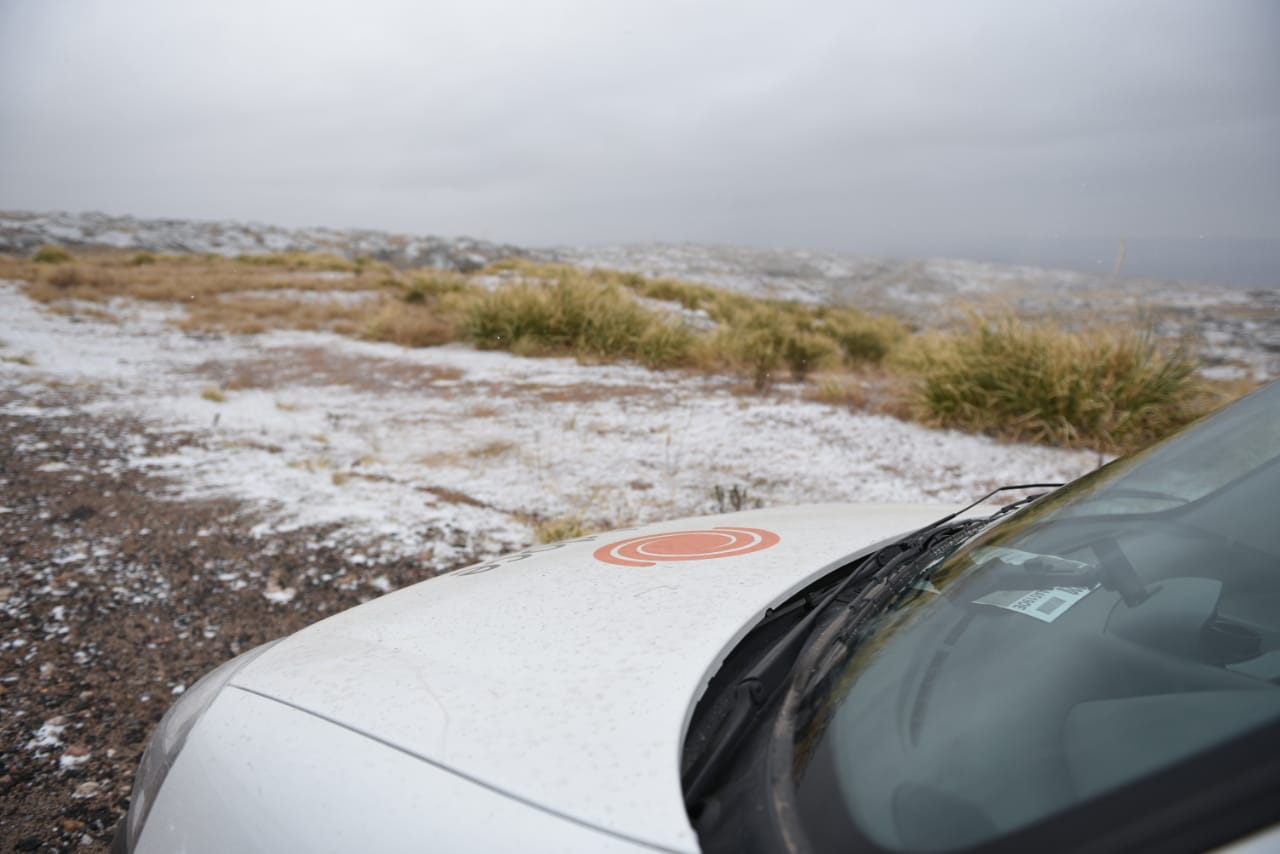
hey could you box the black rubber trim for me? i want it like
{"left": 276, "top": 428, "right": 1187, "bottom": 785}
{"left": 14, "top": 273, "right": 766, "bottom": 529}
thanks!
{"left": 109, "top": 817, "right": 130, "bottom": 854}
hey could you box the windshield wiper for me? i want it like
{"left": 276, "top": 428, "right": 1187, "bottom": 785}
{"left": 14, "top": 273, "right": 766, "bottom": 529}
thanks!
{"left": 683, "top": 483, "right": 1060, "bottom": 807}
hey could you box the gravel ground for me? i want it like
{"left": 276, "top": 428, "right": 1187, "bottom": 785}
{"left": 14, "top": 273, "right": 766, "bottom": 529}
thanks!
{"left": 0, "top": 389, "right": 475, "bottom": 853}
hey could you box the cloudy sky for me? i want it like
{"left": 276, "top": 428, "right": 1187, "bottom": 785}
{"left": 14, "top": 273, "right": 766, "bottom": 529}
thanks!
{"left": 1, "top": 0, "right": 1277, "bottom": 282}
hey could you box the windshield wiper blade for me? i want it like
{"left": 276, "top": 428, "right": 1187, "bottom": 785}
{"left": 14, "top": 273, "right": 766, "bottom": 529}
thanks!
{"left": 930, "top": 482, "right": 1063, "bottom": 529}
{"left": 683, "top": 545, "right": 884, "bottom": 807}
{"left": 685, "top": 524, "right": 990, "bottom": 806}
{"left": 684, "top": 484, "right": 1062, "bottom": 807}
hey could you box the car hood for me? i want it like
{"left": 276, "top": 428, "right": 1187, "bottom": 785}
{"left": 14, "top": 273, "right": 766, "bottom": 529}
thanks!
{"left": 232, "top": 503, "right": 960, "bottom": 852}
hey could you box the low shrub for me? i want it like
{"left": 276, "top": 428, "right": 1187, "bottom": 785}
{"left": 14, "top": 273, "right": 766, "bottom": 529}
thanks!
{"left": 471, "top": 261, "right": 904, "bottom": 383}
{"left": 32, "top": 244, "right": 72, "bottom": 264}
{"left": 821, "top": 307, "right": 908, "bottom": 365}
{"left": 42, "top": 264, "right": 118, "bottom": 293}
{"left": 636, "top": 322, "right": 698, "bottom": 369}
{"left": 533, "top": 514, "right": 597, "bottom": 543}
{"left": 900, "top": 314, "right": 1213, "bottom": 452}
{"left": 709, "top": 305, "right": 839, "bottom": 388}
{"left": 461, "top": 270, "right": 694, "bottom": 367}
{"left": 362, "top": 302, "right": 457, "bottom": 348}
{"left": 633, "top": 277, "right": 720, "bottom": 311}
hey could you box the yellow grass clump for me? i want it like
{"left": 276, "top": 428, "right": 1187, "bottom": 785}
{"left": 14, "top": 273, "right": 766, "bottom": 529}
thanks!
{"left": 896, "top": 314, "right": 1216, "bottom": 453}
{"left": 460, "top": 267, "right": 697, "bottom": 368}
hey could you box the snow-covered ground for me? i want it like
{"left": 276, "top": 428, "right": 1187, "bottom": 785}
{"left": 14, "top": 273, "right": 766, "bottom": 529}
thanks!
{"left": 0, "top": 280, "right": 1104, "bottom": 572}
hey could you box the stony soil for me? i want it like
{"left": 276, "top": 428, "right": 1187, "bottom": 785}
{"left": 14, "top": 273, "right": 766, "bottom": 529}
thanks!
{"left": 0, "top": 388, "right": 474, "bottom": 853}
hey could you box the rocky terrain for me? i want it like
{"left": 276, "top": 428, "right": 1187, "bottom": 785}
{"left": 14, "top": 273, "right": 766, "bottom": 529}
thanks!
{"left": 0, "top": 396, "right": 441, "bottom": 852}
{"left": 0, "top": 209, "right": 1276, "bottom": 851}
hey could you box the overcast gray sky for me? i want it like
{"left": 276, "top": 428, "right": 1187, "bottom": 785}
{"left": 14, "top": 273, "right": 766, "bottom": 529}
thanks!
{"left": 1, "top": 0, "right": 1277, "bottom": 282}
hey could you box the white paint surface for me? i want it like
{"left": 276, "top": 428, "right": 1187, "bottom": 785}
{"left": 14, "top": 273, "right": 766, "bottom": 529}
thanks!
{"left": 233, "top": 503, "right": 966, "bottom": 852}
{"left": 140, "top": 687, "right": 664, "bottom": 854}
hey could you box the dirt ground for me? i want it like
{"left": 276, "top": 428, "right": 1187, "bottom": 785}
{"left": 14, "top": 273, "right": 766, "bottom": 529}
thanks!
{"left": 0, "top": 388, "right": 473, "bottom": 852}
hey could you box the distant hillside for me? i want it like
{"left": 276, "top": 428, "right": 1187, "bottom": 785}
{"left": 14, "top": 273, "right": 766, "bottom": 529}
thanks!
{"left": 0, "top": 210, "right": 530, "bottom": 272}
{"left": 0, "top": 209, "right": 1206, "bottom": 317}
{"left": 3, "top": 209, "right": 1276, "bottom": 378}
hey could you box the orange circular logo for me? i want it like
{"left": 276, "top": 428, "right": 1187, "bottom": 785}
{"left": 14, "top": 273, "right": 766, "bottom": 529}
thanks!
{"left": 594, "top": 527, "right": 780, "bottom": 568}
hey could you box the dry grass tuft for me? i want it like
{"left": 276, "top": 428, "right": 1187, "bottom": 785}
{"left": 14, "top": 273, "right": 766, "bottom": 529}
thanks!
{"left": 896, "top": 314, "right": 1216, "bottom": 452}
{"left": 467, "top": 440, "right": 516, "bottom": 459}
{"left": 41, "top": 264, "right": 119, "bottom": 294}
{"left": 362, "top": 301, "right": 457, "bottom": 347}
{"left": 706, "top": 306, "right": 840, "bottom": 389}
{"left": 32, "top": 244, "right": 73, "bottom": 264}
{"left": 533, "top": 514, "right": 598, "bottom": 544}
{"left": 460, "top": 268, "right": 697, "bottom": 368}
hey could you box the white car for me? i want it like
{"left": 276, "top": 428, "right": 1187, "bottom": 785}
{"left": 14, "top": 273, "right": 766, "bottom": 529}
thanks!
{"left": 115, "top": 383, "right": 1280, "bottom": 854}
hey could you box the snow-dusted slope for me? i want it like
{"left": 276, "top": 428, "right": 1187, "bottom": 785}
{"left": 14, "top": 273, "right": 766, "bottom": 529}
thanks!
{"left": 0, "top": 280, "right": 1102, "bottom": 570}
{"left": 4, "top": 210, "right": 1276, "bottom": 378}
{"left": 0, "top": 210, "right": 527, "bottom": 271}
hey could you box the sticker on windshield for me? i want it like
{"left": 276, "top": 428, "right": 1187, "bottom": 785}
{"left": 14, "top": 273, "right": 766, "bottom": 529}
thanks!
{"left": 594, "top": 527, "right": 780, "bottom": 568}
{"left": 972, "top": 586, "right": 1095, "bottom": 623}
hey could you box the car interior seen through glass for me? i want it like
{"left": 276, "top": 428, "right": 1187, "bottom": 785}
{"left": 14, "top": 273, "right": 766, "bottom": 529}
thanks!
{"left": 785, "top": 383, "right": 1280, "bottom": 852}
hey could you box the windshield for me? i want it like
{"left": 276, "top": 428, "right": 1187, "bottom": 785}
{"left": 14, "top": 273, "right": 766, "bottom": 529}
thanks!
{"left": 785, "top": 382, "right": 1280, "bottom": 853}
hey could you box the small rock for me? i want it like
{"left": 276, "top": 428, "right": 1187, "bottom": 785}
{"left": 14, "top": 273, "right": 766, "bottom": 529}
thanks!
{"left": 62, "top": 817, "right": 87, "bottom": 831}
{"left": 73, "top": 781, "right": 100, "bottom": 799}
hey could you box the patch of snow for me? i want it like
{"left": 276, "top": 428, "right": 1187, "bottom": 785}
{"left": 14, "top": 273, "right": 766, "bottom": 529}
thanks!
{"left": 59, "top": 749, "right": 91, "bottom": 770}
{"left": 0, "top": 279, "right": 1115, "bottom": 576}
{"left": 26, "top": 717, "right": 67, "bottom": 752}
{"left": 263, "top": 586, "right": 298, "bottom": 605}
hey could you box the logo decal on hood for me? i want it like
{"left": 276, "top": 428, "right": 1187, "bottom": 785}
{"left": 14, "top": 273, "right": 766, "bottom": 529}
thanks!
{"left": 594, "top": 527, "right": 780, "bottom": 567}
